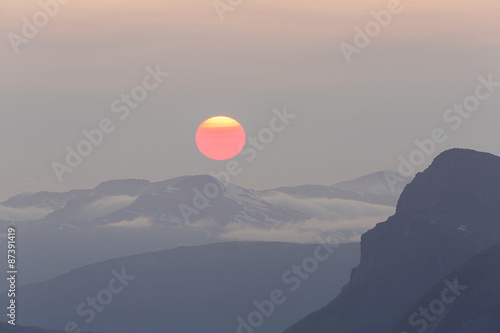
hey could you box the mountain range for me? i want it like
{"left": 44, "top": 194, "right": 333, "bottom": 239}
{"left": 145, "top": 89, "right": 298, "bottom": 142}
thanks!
{"left": 2, "top": 148, "right": 498, "bottom": 333}
{"left": 0, "top": 171, "right": 403, "bottom": 289}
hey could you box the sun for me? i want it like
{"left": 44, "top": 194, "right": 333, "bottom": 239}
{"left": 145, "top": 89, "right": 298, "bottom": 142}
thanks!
{"left": 196, "top": 116, "right": 246, "bottom": 160}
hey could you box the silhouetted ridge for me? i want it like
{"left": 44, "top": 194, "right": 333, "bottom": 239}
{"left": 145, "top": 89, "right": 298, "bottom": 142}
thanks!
{"left": 285, "top": 149, "right": 500, "bottom": 333}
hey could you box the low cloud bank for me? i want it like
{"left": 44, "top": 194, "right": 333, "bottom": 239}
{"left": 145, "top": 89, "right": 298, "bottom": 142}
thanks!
{"left": 219, "top": 216, "right": 388, "bottom": 243}
{"left": 0, "top": 205, "right": 53, "bottom": 221}
{"left": 264, "top": 192, "right": 395, "bottom": 220}
{"left": 101, "top": 217, "right": 153, "bottom": 229}
{"left": 220, "top": 194, "right": 395, "bottom": 243}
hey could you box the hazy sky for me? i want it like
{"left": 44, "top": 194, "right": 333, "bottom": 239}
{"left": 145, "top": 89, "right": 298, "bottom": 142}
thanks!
{"left": 1, "top": 0, "right": 499, "bottom": 200}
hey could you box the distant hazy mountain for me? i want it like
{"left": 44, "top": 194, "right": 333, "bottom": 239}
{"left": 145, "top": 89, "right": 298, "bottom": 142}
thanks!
{"left": 392, "top": 241, "right": 500, "bottom": 333}
{"left": 5, "top": 242, "right": 360, "bottom": 333}
{"left": 1, "top": 171, "right": 402, "bottom": 223}
{"left": 261, "top": 171, "right": 411, "bottom": 206}
{"left": 0, "top": 172, "right": 395, "bottom": 289}
{"left": 284, "top": 149, "right": 500, "bottom": 333}
{"left": 333, "top": 170, "right": 410, "bottom": 199}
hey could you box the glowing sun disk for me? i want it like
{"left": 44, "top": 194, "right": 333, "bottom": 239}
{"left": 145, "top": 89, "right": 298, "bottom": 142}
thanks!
{"left": 196, "top": 116, "right": 246, "bottom": 161}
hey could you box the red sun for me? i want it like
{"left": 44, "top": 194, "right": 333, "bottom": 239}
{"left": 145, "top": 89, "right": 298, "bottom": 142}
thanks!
{"left": 196, "top": 116, "right": 246, "bottom": 160}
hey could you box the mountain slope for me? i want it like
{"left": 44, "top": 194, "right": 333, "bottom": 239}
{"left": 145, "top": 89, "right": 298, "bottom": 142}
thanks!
{"left": 5, "top": 242, "right": 360, "bottom": 333}
{"left": 392, "top": 241, "right": 500, "bottom": 333}
{"left": 0, "top": 322, "right": 97, "bottom": 333}
{"left": 284, "top": 149, "right": 500, "bottom": 333}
